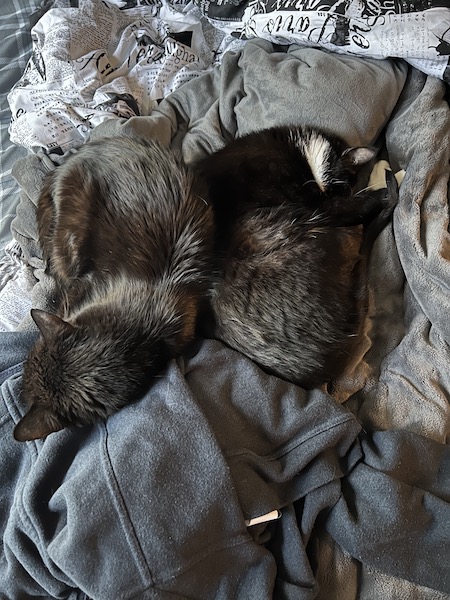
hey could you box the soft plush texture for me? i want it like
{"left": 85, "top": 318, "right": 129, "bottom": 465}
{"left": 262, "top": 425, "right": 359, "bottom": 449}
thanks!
{"left": 3, "top": 35, "right": 450, "bottom": 600}
{"left": 2, "top": 333, "right": 449, "bottom": 598}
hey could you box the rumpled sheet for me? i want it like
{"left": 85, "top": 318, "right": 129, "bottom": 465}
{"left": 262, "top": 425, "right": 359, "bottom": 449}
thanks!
{"left": 0, "top": 0, "right": 51, "bottom": 251}
{"left": 3, "top": 39, "right": 450, "bottom": 598}
{"left": 193, "top": 0, "right": 450, "bottom": 84}
{"left": 7, "top": 0, "right": 244, "bottom": 154}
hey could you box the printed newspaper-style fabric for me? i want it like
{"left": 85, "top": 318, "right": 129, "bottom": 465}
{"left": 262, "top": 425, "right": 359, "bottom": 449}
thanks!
{"left": 7, "top": 0, "right": 241, "bottom": 154}
{"left": 0, "top": 0, "right": 50, "bottom": 249}
{"left": 194, "top": 0, "right": 450, "bottom": 83}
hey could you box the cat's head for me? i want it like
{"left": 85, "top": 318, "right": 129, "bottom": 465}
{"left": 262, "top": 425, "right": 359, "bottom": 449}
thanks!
{"left": 14, "top": 308, "right": 173, "bottom": 442}
{"left": 286, "top": 126, "right": 377, "bottom": 196}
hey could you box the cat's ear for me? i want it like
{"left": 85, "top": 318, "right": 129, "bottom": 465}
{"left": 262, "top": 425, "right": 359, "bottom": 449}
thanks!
{"left": 31, "top": 309, "right": 74, "bottom": 342}
{"left": 342, "top": 147, "right": 377, "bottom": 168}
{"left": 13, "top": 403, "right": 65, "bottom": 442}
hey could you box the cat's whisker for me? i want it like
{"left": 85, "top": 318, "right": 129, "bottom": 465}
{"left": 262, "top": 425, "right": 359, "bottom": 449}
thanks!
{"left": 354, "top": 183, "right": 378, "bottom": 197}
{"left": 301, "top": 179, "right": 317, "bottom": 188}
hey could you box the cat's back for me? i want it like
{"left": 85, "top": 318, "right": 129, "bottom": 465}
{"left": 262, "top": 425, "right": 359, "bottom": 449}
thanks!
{"left": 39, "top": 136, "right": 212, "bottom": 281}
{"left": 48, "top": 136, "right": 199, "bottom": 242}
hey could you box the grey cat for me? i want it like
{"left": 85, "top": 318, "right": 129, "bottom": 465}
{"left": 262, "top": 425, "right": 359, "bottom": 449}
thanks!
{"left": 14, "top": 136, "right": 214, "bottom": 442}
{"left": 197, "top": 125, "right": 397, "bottom": 388}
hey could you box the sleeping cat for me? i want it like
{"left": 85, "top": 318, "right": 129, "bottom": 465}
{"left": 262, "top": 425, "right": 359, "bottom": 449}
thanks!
{"left": 14, "top": 136, "right": 214, "bottom": 442}
{"left": 197, "top": 125, "right": 397, "bottom": 388}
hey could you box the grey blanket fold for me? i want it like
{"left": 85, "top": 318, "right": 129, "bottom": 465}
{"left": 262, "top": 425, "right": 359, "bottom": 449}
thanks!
{"left": 2, "top": 334, "right": 449, "bottom": 598}
{"left": 7, "top": 41, "right": 450, "bottom": 598}
{"left": 326, "top": 431, "right": 450, "bottom": 593}
{"left": 94, "top": 40, "right": 408, "bottom": 157}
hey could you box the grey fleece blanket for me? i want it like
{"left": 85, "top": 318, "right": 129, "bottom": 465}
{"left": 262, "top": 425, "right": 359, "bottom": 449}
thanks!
{"left": 5, "top": 41, "right": 450, "bottom": 598}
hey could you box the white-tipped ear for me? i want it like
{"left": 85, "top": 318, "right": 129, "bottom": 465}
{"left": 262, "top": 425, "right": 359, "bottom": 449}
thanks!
{"left": 342, "top": 147, "right": 377, "bottom": 167}
{"left": 31, "top": 309, "right": 74, "bottom": 343}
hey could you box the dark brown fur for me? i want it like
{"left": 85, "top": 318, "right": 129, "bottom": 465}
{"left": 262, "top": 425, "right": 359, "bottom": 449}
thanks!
{"left": 14, "top": 136, "right": 214, "bottom": 441}
{"left": 197, "top": 125, "right": 397, "bottom": 388}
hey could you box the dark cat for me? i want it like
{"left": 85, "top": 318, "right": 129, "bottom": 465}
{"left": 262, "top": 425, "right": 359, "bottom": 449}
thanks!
{"left": 14, "top": 135, "right": 214, "bottom": 442}
{"left": 197, "top": 125, "right": 397, "bottom": 388}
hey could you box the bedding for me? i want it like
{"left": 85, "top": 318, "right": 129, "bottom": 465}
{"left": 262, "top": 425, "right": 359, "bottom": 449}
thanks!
{"left": 6, "top": 0, "right": 243, "bottom": 154}
{"left": 0, "top": 0, "right": 53, "bottom": 330}
{"left": 0, "top": 0, "right": 43, "bottom": 251}
{"left": 1, "top": 0, "right": 450, "bottom": 598}
{"left": 197, "top": 0, "right": 450, "bottom": 84}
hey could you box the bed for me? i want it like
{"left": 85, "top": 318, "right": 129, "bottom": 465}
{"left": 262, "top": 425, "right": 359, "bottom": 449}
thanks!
{"left": 1, "top": 0, "right": 449, "bottom": 598}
